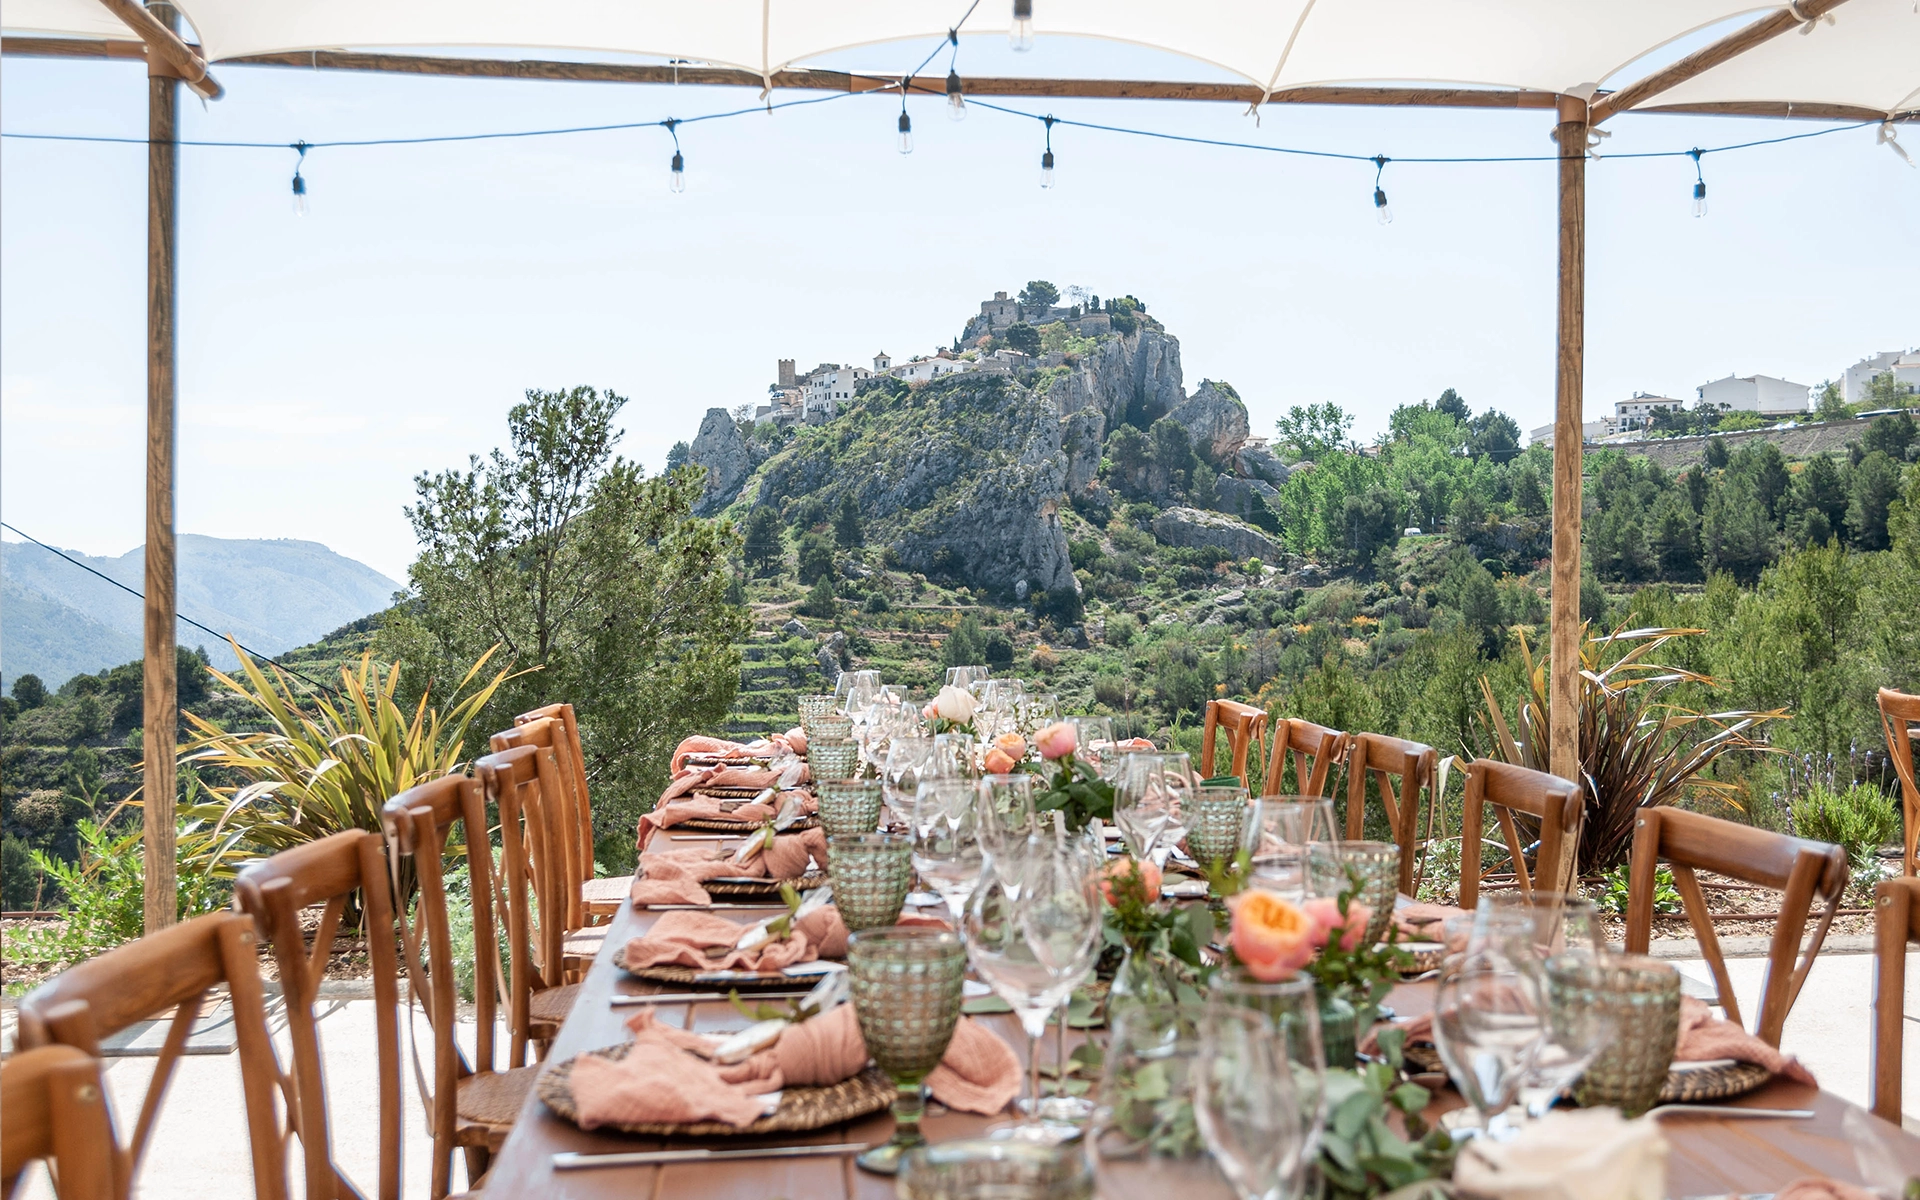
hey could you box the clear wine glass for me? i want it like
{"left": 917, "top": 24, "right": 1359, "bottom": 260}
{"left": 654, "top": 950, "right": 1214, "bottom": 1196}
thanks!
{"left": 883, "top": 735, "right": 936, "bottom": 827}
{"left": 931, "top": 731, "right": 977, "bottom": 780}
{"left": 1090, "top": 1004, "right": 1217, "bottom": 1199}
{"left": 1207, "top": 973, "right": 1327, "bottom": 1158}
{"left": 1474, "top": 892, "right": 1608, "bottom": 966}
{"left": 1522, "top": 953, "right": 1619, "bottom": 1119}
{"left": 1431, "top": 962, "right": 1544, "bottom": 1139}
{"left": 912, "top": 778, "right": 986, "bottom": 921}
{"left": 1115, "top": 752, "right": 1193, "bottom": 867}
{"left": 1065, "top": 715, "right": 1118, "bottom": 782}
{"left": 1021, "top": 822, "right": 1105, "bottom": 1127}
{"left": 979, "top": 773, "right": 1038, "bottom": 892}
{"left": 946, "top": 665, "right": 989, "bottom": 692}
{"left": 1194, "top": 1006, "right": 1312, "bottom": 1200}
{"left": 1242, "top": 798, "right": 1337, "bottom": 902}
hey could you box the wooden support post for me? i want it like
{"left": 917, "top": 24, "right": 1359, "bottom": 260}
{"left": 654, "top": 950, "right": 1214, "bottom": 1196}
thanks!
{"left": 142, "top": 7, "right": 180, "bottom": 934}
{"left": 1547, "top": 94, "right": 1588, "bottom": 896}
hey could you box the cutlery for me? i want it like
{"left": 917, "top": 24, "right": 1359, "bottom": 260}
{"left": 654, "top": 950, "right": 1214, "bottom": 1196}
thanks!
{"left": 554, "top": 1142, "right": 870, "bottom": 1170}
{"left": 1646, "top": 1105, "right": 1813, "bottom": 1120}
{"left": 609, "top": 990, "right": 814, "bottom": 1005}
{"left": 641, "top": 903, "right": 786, "bottom": 911}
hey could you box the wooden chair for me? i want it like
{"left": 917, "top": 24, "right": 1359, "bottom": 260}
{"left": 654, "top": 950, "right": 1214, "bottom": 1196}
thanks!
{"left": 1881, "top": 687, "right": 1920, "bottom": 877}
{"left": 233, "top": 830, "right": 402, "bottom": 1200}
{"left": 1871, "top": 875, "right": 1920, "bottom": 1123}
{"left": 489, "top": 719, "right": 611, "bottom": 972}
{"left": 514, "top": 702, "right": 626, "bottom": 918}
{"left": 1459, "top": 759, "right": 1582, "bottom": 909}
{"left": 475, "top": 744, "right": 577, "bottom": 1064}
{"left": 1199, "top": 700, "right": 1268, "bottom": 786}
{"left": 1261, "top": 717, "right": 1349, "bottom": 799}
{"left": 2, "top": 1044, "right": 117, "bottom": 1200}
{"left": 381, "top": 774, "right": 538, "bottom": 1199}
{"left": 14, "top": 911, "right": 290, "bottom": 1200}
{"left": 1345, "top": 733, "right": 1440, "bottom": 896}
{"left": 1624, "top": 806, "right": 1848, "bottom": 1048}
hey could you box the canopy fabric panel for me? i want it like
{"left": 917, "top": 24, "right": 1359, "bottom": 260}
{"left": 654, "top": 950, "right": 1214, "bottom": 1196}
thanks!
{"left": 4, "top": 0, "right": 1915, "bottom": 115}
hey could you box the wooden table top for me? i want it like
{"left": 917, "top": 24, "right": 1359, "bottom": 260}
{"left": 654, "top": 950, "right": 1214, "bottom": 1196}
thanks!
{"left": 481, "top": 831, "right": 1920, "bottom": 1199}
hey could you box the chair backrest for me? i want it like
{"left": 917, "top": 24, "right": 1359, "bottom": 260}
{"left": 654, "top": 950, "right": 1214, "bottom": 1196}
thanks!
{"left": 1200, "top": 700, "right": 1268, "bottom": 786}
{"left": 1, "top": 1044, "right": 117, "bottom": 1200}
{"left": 1624, "top": 806, "right": 1848, "bottom": 1048}
{"left": 1261, "top": 718, "right": 1349, "bottom": 799}
{"left": 233, "top": 831, "right": 402, "bottom": 1200}
{"left": 491, "top": 716, "right": 588, "bottom": 930}
{"left": 1871, "top": 875, "right": 1920, "bottom": 1123}
{"left": 1460, "top": 758, "right": 1582, "bottom": 908}
{"left": 15, "top": 911, "right": 290, "bottom": 1200}
{"left": 516, "top": 702, "right": 593, "bottom": 867}
{"left": 474, "top": 744, "right": 567, "bottom": 1067}
{"left": 378, "top": 773, "right": 501, "bottom": 1200}
{"left": 1345, "top": 732, "right": 1440, "bottom": 896}
{"left": 1880, "top": 688, "right": 1920, "bottom": 877}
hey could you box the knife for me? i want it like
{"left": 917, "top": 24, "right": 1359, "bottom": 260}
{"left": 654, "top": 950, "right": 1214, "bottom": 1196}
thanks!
{"left": 609, "top": 990, "right": 814, "bottom": 1005}
{"left": 554, "top": 1142, "right": 870, "bottom": 1170}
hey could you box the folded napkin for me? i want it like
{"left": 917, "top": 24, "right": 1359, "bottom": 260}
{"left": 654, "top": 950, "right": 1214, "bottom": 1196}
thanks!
{"left": 1392, "top": 900, "right": 1467, "bottom": 942}
{"left": 635, "top": 789, "right": 814, "bottom": 852}
{"left": 571, "top": 999, "right": 1021, "bottom": 1130}
{"left": 1775, "top": 1182, "right": 1878, "bottom": 1200}
{"left": 672, "top": 734, "right": 782, "bottom": 774}
{"left": 623, "top": 903, "right": 849, "bottom": 972}
{"left": 1453, "top": 1108, "right": 1667, "bottom": 1200}
{"left": 628, "top": 827, "right": 829, "bottom": 906}
{"left": 1675, "top": 996, "right": 1816, "bottom": 1084}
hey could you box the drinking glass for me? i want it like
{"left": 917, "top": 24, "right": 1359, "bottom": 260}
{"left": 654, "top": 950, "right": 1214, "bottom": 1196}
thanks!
{"left": 807, "top": 737, "right": 860, "bottom": 783}
{"left": 1090, "top": 1004, "right": 1217, "bottom": 1198}
{"left": 835, "top": 668, "right": 883, "bottom": 715}
{"left": 979, "top": 773, "right": 1039, "bottom": 888}
{"left": 931, "top": 731, "right": 978, "bottom": 780}
{"left": 898, "top": 1140, "right": 1094, "bottom": 1200}
{"left": 1431, "top": 963, "right": 1544, "bottom": 1138}
{"left": 1020, "top": 692, "right": 1061, "bottom": 738}
{"left": 828, "top": 832, "right": 914, "bottom": 930}
{"left": 848, "top": 928, "right": 969, "bottom": 1174}
{"left": 1206, "top": 973, "right": 1327, "bottom": 1151}
{"left": 1114, "top": 752, "right": 1194, "bottom": 867}
{"left": 816, "top": 779, "right": 884, "bottom": 839}
{"left": 1306, "top": 840, "right": 1400, "bottom": 945}
{"left": 1473, "top": 892, "right": 1608, "bottom": 967}
{"left": 1195, "top": 1006, "right": 1311, "bottom": 1200}
{"left": 1522, "top": 953, "right": 1620, "bottom": 1118}
{"left": 883, "top": 735, "right": 937, "bottom": 827}
{"left": 912, "top": 779, "right": 986, "bottom": 919}
{"left": 798, "top": 693, "right": 836, "bottom": 732}
{"left": 1242, "top": 798, "right": 1337, "bottom": 901}
{"left": 1558, "top": 954, "right": 1681, "bottom": 1117}
{"left": 808, "top": 713, "right": 853, "bottom": 743}
{"left": 1065, "top": 716, "right": 1119, "bottom": 782}
{"left": 1022, "top": 828, "right": 1106, "bottom": 1126}
{"left": 946, "top": 665, "right": 990, "bottom": 692}
{"left": 1185, "top": 786, "right": 1250, "bottom": 874}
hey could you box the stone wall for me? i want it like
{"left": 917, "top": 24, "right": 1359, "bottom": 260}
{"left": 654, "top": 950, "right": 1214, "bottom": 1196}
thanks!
{"left": 1605, "top": 417, "right": 1876, "bottom": 469}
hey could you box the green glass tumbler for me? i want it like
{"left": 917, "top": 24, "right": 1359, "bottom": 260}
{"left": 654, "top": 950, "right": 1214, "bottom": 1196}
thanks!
{"left": 808, "top": 737, "right": 860, "bottom": 783}
{"left": 848, "top": 927, "right": 967, "bottom": 1175}
{"left": 828, "top": 832, "right": 913, "bottom": 931}
{"left": 1186, "top": 786, "right": 1249, "bottom": 874}
{"left": 899, "top": 1140, "right": 1094, "bottom": 1200}
{"left": 799, "top": 693, "right": 837, "bottom": 732}
{"left": 1558, "top": 954, "right": 1680, "bottom": 1117}
{"left": 817, "top": 779, "right": 885, "bottom": 839}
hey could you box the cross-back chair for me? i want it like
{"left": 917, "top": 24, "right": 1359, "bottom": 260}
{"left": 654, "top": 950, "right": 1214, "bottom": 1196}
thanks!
{"left": 233, "top": 830, "right": 402, "bottom": 1200}
{"left": 1199, "top": 700, "right": 1269, "bottom": 787}
{"left": 1880, "top": 687, "right": 1920, "bottom": 877}
{"left": 2, "top": 1044, "right": 117, "bottom": 1200}
{"left": 515, "top": 702, "right": 626, "bottom": 917}
{"left": 15, "top": 910, "right": 290, "bottom": 1200}
{"left": 475, "top": 744, "right": 576, "bottom": 1064}
{"left": 1345, "top": 733, "right": 1440, "bottom": 896}
{"left": 1261, "top": 717, "right": 1349, "bottom": 799}
{"left": 1871, "top": 875, "right": 1920, "bottom": 1123}
{"left": 381, "top": 773, "right": 537, "bottom": 1199}
{"left": 489, "top": 719, "right": 610, "bottom": 974}
{"left": 1624, "top": 806, "right": 1848, "bottom": 1049}
{"left": 1459, "top": 758, "right": 1582, "bottom": 909}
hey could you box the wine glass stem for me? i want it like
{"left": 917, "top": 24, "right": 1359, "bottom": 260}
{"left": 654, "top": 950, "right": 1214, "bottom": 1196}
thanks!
{"left": 1054, "top": 999, "right": 1070, "bottom": 1096}
{"left": 1026, "top": 1030, "right": 1043, "bottom": 1117}
{"left": 891, "top": 1081, "right": 926, "bottom": 1147}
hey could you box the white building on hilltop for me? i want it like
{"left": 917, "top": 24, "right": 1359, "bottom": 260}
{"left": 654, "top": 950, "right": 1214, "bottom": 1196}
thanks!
{"left": 1842, "top": 349, "right": 1920, "bottom": 403}
{"left": 800, "top": 363, "right": 870, "bottom": 420}
{"left": 1615, "top": 392, "right": 1686, "bottom": 431}
{"left": 890, "top": 353, "right": 972, "bottom": 383}
{"left": 1695, "top": 373, "right": 1811, "bottom": 417}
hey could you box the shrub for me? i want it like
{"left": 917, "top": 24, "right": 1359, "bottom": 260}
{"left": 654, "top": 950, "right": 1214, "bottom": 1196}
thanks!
{"left": 1030, "top": 644, "right": 1059, "bottom": 673}
{"left": 800, "top": 577, "right": 838, "bottom": 619}
{"left": 13, "top": 819, "right": 228, "bottom": 966}
{"left": 1105, "top": 613, "right": 1140, "bottom": 648}
{"left": 864, "top": 590, "right": 892, "bottom": 614}
{"left": 1791, "top": 782, "right": 1898, "bottom": 866}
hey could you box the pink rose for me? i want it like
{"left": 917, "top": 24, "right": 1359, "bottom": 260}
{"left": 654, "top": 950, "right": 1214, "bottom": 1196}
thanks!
{"left": 1229, "top": 890, "right": 1316, "bottom": 982}
{"left": 1033, "top": 721, "right": 1078, "bottom": 761}
{"left": 1302, "top": 897, "right": 1371, "bottom": 952}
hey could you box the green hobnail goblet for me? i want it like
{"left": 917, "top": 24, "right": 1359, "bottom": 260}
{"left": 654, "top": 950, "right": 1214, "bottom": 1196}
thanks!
{"left": 828, "top": 832, "right": 914, "bottom": 931}
{"left": 808, "top": 737, "right": 860, "bottom": 782}
{"left": 817, "top": 779, "right": 885, "bottom": 839}
{"left": 848, "top": 927, "right": 968, "bottom": 1175}
{"left": 799, "top": 693, "right": 837, "bottom": 732}
{"left": 1307, "top": 839, "right": 1401, "bottom": 947}
{"left": 1560, "top": 954, "right": 1681, "bottom": 1117}
{"left": 1186, "top": 786, "right": 1249, "bottom": 875}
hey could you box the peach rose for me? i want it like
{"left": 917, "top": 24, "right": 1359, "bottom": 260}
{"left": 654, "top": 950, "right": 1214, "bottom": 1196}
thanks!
{"left": 1099, "top": 857, "right": 1162, "bottom": 905}
{"left": 1302, "top": 897, "right": 1371, "bottom": 952}
{"left": 1229, "top": 889, "right": 1316, "bottom": 982}
{"left": 983, "top": 748, "right": 1018, "bottom": 775}
{"left": 993, "top": 732, "right": 1028, "bottom": 761}
{"left": 1033, "top": 721, "right": 1077, "bottom": 761}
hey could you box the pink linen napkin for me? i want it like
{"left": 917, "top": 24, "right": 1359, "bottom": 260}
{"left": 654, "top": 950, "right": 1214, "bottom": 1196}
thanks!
{"left": 628, "top": 826, "right": 827, "bottom": 904}
{"left": 1675, "top": 996, "right": 1816, "bottom": 1084}
{"left": 621, "top": 904, "right": 849, "bottom": 972}
{"left": 569, "top": 1012, "right": 771, "bottom": 1129}
{"left": 1393, "top": 901, "right": 1466, "bottom": 942}
{"left": 1775, "top": 1181, "right": 1877, "bottom": 1200}
{"left": 635, "top": 789, "right": 814, "bottom": 852}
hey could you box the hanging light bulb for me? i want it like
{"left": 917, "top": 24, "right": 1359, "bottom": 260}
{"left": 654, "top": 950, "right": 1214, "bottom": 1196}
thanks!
{"left": 1010, "top": 0, "right": 1034, "bottom": 51}
{"left": 898, "top": 109, "right": 914, "bottom": 155}
{"left": 1689, "top": 148, "right": 1707, "bottom": 218}
{"left": 947, "top": 70, "right": 966, "bottom": 120}
{"left": 1040, "top": 149, "right": 1055, "bottom": 189}
{"left": 1371, "top": 155, "right": 1392, "bottom": 225}
{"left": 289, "top": 141, "right": 309, "bottom": 215}
{"left": 670, "top": 150, "right": 686, "bottom": 193}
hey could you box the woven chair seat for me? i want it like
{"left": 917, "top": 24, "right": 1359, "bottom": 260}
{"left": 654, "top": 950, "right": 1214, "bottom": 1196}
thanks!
{"left": 581, "top": 875, "right": 634, "bottom": 905}
{"left": 455, "top": 1064, "right": 541, "bottom": 1138}
{"left": 562, "top": 928, "right": 607, "bottom": 959}
{"left": 530, "top": 983, "right": 582, "bottom": 1027}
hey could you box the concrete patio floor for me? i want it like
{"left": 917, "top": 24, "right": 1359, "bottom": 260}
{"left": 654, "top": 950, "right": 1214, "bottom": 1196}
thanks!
{"left": 4, "top": 944, "right": 1917, "bottom": 1197}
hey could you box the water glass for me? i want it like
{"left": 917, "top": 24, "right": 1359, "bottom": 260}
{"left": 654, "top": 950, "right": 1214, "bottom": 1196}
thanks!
{"left": 1065, "top": 715, "right": 1119, "bottom": 782}
{"left": 931, "top": 731, "right": 977, "bottom": 779}
{"left": 912, "top": 779, "right": 986, "bottom": 919}
{"left": 1558, "top": 954, "right": 1681, "bottom": 1117}
{"left": 807, "top": 737, "right": 860, "bottom": 783}
{"left": 1524, "top": 953, "right": 1620, "bottom": 1118}
{"left": 1195, "top": 1006, "right": 1311, "bottom": 1200}
{"left": 1115, "top": 751, "right": 1194, "bottom": 867}
{"left": 1091, "top": 1005, "right": 1217, "bottom": 1198}
{"left": 1207, "top": 973, "right": 1327, "bottom": 1139}
{"left": 1242, "top": 798, "right": 1337, "bottom": 901}
{"left": 848, "top": 927, "right": 968, "bottom": 1174}
{"left": 798, "top": 693, "right": 836, "bottom": 731}
{"left": 1186, "top": 786, "right": 1249, "bottom": 874}
{"left": 899, "top": 1140, "right": 1093, "bottom": 1200}
{"left": 979, "top": 773, "right": 1039, "bottom": 878}
{"left": 1431, "top": 963, "right": 1544, "bottom": 1138}
{"left": 946, "top": 664, "right": 990, "bottom": 692}
{"left": 1306, "top": 840, "right": 1400, "bottom": 945}
{"left": 827, "top": 832, "right": 914, "bottom": 931}
{"left": 808, "top": 713, "right": 853, "bottom": 742}
{"left": 1473, "top": 892, "right": 1609, "bottom": 967}
{"left": 816, "top": 778, "right": 884, "bottom": 839}
{"left": 883, "top": 735, "right": 937, "bottom": 826}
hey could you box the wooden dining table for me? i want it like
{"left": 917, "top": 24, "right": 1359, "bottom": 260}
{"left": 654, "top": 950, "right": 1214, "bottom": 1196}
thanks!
{"left": 481, "top": 827, "right": 1920, "bottom": 1198}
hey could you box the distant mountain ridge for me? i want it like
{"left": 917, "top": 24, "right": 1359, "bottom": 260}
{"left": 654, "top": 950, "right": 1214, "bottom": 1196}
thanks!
{"left": 1, "top": 534, "right": 402, "bottom": 690}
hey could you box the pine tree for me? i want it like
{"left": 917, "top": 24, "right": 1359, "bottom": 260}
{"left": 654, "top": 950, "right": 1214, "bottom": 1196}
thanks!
{"left": 833, "top": 494, "right": 864, "bottom": 549}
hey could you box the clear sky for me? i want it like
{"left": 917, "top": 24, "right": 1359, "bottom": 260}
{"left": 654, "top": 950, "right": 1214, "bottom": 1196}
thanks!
{"left": 2, "top": 31, "right": 1916, "bottom": 584}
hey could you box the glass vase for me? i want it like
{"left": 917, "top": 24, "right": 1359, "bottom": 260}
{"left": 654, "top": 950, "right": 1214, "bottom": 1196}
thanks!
{"left": 1316, "top": 989, "right": 1357, "bottom": 1070}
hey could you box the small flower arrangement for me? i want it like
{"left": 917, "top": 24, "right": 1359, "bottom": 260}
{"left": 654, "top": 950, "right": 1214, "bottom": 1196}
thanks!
{"left": 1020, "top": 721, "right": 1115, "bottom": 830}
{"left": 1101, "top": 854, "right": 1214, "bottom": 1006}
{"left": 1225, "top": 885, "right": 1409, "bottom": 1018}
{"left": 921, "top": 684, "right": 978, "bottom": 735}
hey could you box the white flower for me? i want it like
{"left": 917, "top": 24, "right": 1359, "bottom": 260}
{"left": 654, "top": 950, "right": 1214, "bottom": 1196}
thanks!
{"left": 929, "top": 685, "right": 977, "bottom": 724}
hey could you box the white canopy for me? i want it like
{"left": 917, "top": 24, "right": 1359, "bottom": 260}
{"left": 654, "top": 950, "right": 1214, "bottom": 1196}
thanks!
{"left": 5, "top": 0, "right": 1917, "bottom": 116}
